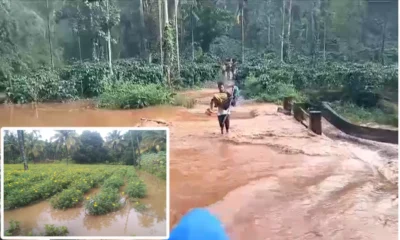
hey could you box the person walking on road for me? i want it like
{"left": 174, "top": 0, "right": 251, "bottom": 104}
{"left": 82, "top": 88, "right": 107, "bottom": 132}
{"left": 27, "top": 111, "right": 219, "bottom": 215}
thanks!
{"left": 207, "top": 82, "right": 232, "bottom": 134}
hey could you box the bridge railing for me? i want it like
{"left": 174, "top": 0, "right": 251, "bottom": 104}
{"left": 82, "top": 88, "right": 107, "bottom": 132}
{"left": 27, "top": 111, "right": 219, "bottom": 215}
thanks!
{"left": 283, "top": 98, "right": 398, "bottom": 144}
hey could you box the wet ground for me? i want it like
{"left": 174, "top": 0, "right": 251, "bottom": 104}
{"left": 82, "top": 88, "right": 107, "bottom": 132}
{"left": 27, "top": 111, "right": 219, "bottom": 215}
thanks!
{"left": 3, "top": 172, "right": 166, "bottom": 237}
{"left": 0, "top": 89, "right": 398, "bottom": 239}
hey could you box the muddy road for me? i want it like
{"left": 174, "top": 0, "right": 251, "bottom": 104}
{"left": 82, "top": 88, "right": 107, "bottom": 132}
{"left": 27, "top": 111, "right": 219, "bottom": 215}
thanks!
{"left": 0, "top": 89, "right": 398, "bottom": 239}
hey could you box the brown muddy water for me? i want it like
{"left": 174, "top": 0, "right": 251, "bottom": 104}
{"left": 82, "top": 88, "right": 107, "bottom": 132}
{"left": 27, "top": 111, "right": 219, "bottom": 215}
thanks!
{"left": 0, "top": 89, "right": 398, "bottom": 240}
{"left": 3, "top": 172, "right": 166, "bottom": 237}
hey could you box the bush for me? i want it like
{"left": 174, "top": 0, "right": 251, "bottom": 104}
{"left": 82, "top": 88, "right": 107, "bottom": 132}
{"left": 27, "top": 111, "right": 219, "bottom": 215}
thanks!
{"left": 5, "top": 220, "right": 20, "bottom": 236}
{"left": 179, "top": 63, "right": 220, "bottom": 87}
{"left": 50, "top": 188, "right": 83, "bottom": 210}
{"left": 70, "top": 181, "right": 91, "bottom": 193}
{"left": 6, "top": 68, "right": 78, "bottom": 104}
{"left": 102, "top": 175, "right": 124, "bottom": 189}
{"left": 126, "top": 178, "right": 147, "bottom": 198}
{"left": 85, "top": 187, "right": 121, "bottom": 215}
{"left": 330, "top": 101, "right": 398, "bottom": 127}
{"left": 5, "top": 187, "right": 41, "bottom": 209}
{"left": 172, "top": 94, "right": 197, "bottom": 108}
{"left": 243, "top": 73, "right": 306, "bottom": 103}
{"left": 4, "top": 60, "right": 219, "bottom": 104}
{"left": 44, "top": 224, "right": 69, "bottom": 236}
{"left": 97, "top": 83, "right": 174, "bottom": 109}
{"left": 140, "top": 152, "right": 166, "bottom": 180}
{"left": 239, "top": 61, "right": 397, "bottom": 106}
{"left": 36, "top": 179, "right": 69, "bottom": 199}
{"left": 126, "top": 169, "right": 138, "bottom": 179}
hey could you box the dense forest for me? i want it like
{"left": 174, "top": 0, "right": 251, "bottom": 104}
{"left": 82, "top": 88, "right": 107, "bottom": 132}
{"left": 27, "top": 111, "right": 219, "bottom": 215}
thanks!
{"left": 3, "top": 130, "right": 167, "bottom": 176}
{"left": 0, "top": 0, "right": 397, "bottom": 124}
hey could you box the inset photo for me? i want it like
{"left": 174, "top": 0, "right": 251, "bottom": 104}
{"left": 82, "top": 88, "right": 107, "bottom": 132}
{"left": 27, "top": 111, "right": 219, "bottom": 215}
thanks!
{"left": 1, "top": 127, "right": 169, "bottom": 239}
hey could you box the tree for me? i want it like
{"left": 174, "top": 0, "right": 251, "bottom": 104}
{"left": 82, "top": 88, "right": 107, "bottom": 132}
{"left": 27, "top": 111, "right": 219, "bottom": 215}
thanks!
{"left": 105, "top": 0, "right": 113, "bottom": 74}
{"left": 139, "top": 0, "right": 148, "bottom": 60}
{"left": 24, "top": 131, "right": 45, "bottom": 163}
{"left": 141, "top": 130, "right": 167, "bottom": 152}
{"left": 72, "top": 131, "right": 109, "bottom": 164}
{"left": 51, "top": 130, "right": 79, "bottom": 165}
{"left": 46, "top": 0, "right": 54, "bottom": 69}
{"left": 158, "top": 0, "right": 163, "bottom": 66}
{"left": 174, "top": 0, "right": 181, "bottom": 76}
{"left": 280, "top": 0, "right": 286, "bottom": 62}
{"left": 17, "top": 130, "right": 28, "bottom": 170}
{"left": 191, "top": 2, "right": 233, "bottom": 52}
{"left": 105, "top": 130, "right": 127, "bottom": 162}
{"left": 3, "top": 131, "right": 19, "bottom": 164}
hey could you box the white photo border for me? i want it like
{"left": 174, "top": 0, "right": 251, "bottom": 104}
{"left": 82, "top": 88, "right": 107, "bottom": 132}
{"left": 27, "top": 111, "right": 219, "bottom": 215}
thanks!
{"left": 1, "top": 127, "right": 170, "bottom": 240}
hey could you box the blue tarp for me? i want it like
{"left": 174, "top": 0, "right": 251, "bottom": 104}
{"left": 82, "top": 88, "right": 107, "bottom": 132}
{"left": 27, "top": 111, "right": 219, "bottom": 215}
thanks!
{"left": 168, "top": 208, "right": 229, "bottom": 240}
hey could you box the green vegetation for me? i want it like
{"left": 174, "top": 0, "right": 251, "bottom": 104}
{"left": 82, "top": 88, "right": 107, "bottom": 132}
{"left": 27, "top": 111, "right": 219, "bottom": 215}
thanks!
{"left": 0, "top": 0, "right": 397, "bottom": 126}
{"left": 140, "top": 152, "right": 167, "bottom": 180}
{"left": 4, "top": 129, "right": 166, "bottom": 212}
{"left": 4, "top": 61, "right": 219, "bottom": 106}
{"left": 50, "top": 188, "right": 84, "bottom": 210}
{"left": 97, "top": 83, "right": 174, "bottom": 109}
{"left": 4, "top": 129, "right": 167, "bottom": 167}
{"left": 330, "top": 101, "right": 398, "bottom": 127}
{"left": 5, "top": 220, "right": 21, "bottom": 236}
{"left": 43, "top": 224, "right": 69, "bottom": 236}
{"left": 172, "top": 94, "right": 197, "bottom": 109}
{"left": 126, "top": 178, "right": 147, "bottom": 199}
{"left": 5, "top": 221, "right": 69, "bottom": 237}
{"left": 239, "top": 60, "right": 397, "bottom": 126}
{"left": 85, "top": 187, "right": 122, "bottom": 215}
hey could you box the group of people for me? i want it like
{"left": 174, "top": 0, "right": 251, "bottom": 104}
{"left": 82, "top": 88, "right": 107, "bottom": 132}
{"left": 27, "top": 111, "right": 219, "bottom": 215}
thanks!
{"left": 221, "top": 58, "right": 238, "bottom": 82}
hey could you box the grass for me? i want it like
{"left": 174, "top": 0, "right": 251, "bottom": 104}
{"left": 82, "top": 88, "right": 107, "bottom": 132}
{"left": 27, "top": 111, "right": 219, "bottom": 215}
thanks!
{"left": 171, "top": 94, "right": 197, "bottom": 108}
{"left": 330, "top": 101, "right": 398, "bottom": 128}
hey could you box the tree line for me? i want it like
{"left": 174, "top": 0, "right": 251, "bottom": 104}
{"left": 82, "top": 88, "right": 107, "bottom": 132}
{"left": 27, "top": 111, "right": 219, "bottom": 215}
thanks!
{"left": 0, "top": 0, "right": 397, "bottom": 89}
{"left": 3, "top": 130, "right": 167, "bottom": 168}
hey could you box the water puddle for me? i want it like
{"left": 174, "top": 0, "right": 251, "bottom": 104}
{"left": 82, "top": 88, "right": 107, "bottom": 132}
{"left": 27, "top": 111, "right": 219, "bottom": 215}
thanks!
{"left": 3, "top": 172, "right": 166, "bottom": 237}
{"left": 0, "top": 102, "right": 180, "bottom": 128}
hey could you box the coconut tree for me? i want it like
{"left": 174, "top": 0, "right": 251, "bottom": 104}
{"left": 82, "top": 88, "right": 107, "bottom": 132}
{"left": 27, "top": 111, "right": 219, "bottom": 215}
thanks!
{"left": 105, "top": 130, "right": 124, "bottom": 150}
{"left": 25, "top": 132, "right": 45, "bottom": 164}
{"left": 105, "top": 130, "right": 127, "bottom": 161}
{"left": 141, "top": 130, "right": 166, "bottom": 153}
{"left": 51, "top": 130, "right": 79, "bottom": 165}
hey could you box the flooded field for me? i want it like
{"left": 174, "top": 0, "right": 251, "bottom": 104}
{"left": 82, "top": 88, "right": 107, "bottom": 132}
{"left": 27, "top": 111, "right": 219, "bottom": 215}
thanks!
{"left": 0, "top": 89, "right": 398, "bottom": 239}
{"left": 3, "top": 164, "right": 166, "bottom": 237}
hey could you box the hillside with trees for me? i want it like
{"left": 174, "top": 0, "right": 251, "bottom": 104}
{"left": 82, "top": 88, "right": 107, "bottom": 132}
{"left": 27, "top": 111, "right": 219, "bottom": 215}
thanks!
{"left": 0, "top": 0, "right": 397, "bottom": 125}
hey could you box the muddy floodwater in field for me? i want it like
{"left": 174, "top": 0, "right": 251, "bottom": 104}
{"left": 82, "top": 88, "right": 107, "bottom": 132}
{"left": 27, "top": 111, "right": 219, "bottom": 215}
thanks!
{"left": 0, "top": 89, "right": 398, "bottom": 240}
{"left": 3, "top": 172, "right": 167, "bottom": 237}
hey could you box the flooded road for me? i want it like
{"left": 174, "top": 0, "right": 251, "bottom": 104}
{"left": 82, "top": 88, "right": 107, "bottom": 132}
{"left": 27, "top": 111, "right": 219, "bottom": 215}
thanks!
{"left": 0, "top": 89, "right": 398, "bottom": 239}
{"left": 3, "top": 172, "right": 166, "bottom": 237}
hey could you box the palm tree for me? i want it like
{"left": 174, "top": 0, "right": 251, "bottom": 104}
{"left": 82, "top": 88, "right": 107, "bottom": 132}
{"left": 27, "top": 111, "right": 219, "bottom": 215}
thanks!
{"left": 17, "top": 130, "right": 28, "bottom": 170}
{"left": 105, "top": 130, "right": 126, "bottom": 151}
{"left": 141, "top": 130, "right": 166, "bottom": 153}
{"left": 4, "top": 131, "right": 19, "bottom": 164}
{"left": 51, "top": 130, "right": 79, "bottom": 165}
{"left": 25, "top": 132, "right": 45, "bottom": 164}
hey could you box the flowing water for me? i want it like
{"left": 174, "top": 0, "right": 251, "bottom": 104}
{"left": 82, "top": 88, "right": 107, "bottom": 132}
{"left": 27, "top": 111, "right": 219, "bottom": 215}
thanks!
{"left": 0, "top": 89, "right": 398, "bottom": 239}
{"left": 3, "top": 172, "right": 166, "bottom": 237}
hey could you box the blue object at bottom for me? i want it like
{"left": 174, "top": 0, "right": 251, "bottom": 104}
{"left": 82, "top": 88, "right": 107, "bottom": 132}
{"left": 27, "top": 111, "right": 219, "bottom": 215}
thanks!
{"left": 168, "top": 208, "right": 229, "bottom": 240}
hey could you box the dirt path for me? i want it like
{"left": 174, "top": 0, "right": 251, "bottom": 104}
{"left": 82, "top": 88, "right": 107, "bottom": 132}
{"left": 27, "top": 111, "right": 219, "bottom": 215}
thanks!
{"left": 143, "top": 89, "right": 398, "bottom": 240}
{"left": 0, "top": 89, "right": 397, "bottom": 239}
